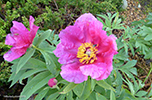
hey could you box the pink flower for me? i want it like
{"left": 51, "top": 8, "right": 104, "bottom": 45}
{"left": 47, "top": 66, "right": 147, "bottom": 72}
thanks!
{"left": 3, "top": 16, "right": 39, "bottom": 62}
{"left": 48, "top": 78, "right": 57, "bottom": 88}
{"left": 53, "top": 13, "right": 118, "bottom": 83}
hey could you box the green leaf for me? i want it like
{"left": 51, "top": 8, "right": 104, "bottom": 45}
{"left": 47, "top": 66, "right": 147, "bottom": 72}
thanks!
{"left": 128, "top": 42, "right": 135, "bottom": 56}
{"left": 34, "top": 87, "right": 50, "bottom": 100}
{"left": 96, "top": 93, "right": 107, "bottom": 100}
{"left": 113, "top": 49, "right": 129, "bottom": 61}
{"left": 123, "top": 41, "right": 128, "bottom": 54}
{"left": 135, "top": 91, "right": 147, "bottom": 97}
{"left": 144, "top": 47, "right": 152, "bottom": 59}
{"left": 56, "top": 94, "right": 66, "bottom": 100}
{"left": 129, "top": 67, "right": 137, "bottom": 76}
{"left": 9, "top": 68, "right": 26, "bottom": 87}
{"left": 148, "top": 84, "right": 152, "bottom": 97}
{"left": 16, "top": 48, "right": 35, "bottom": 74}
{"left": 96, "top": 80, "right": 115, "bottom": 92}
{"left": 19, "top": 67, "right": 47, "bottom": 84}
{"left": 138, "top": 26, "right": 152, "bottom": 36}
{"left": 60, "top": 82, "right": 78, "bottom": 94}
{"left": 20, "top": 71, "right": 53, "bottom": 100}
{"left": 79, "top": 79, "right": 92, "bottom": 100}
{"left": 87, "top": 91, "right": 96, "bottom": 100}
{"left": 9, "top": 58, "right": 47, "bottom": 87}
{"left": 66, "top": 91, "right": 73, "bottom": 100}
{"left": 110, "top": 90, "right": 116, "bottom": 100}
{"left": 73, "top": 83, "right": 84, "bottom": 97}
{"left": 91, "top": 79, "right": 96, "bottom": 91}
{"left": 145, "top": 33, "right": 152, "bottom": 41}
{"left": 119, "top": 60, "right": 137, "bottom": 69}
{"left": 34, "top": 29, "right": 52, "bottom": 46}
{"left": 47, "top": 91, "right": 60, "bottom": 100}
{"left": 40, "top": 50, "right": 60, "bottom": 76}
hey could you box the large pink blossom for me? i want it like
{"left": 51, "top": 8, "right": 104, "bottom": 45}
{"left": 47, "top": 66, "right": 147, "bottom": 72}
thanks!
{"left": 53, "top": 13, "right": 118, "bottom": 84}
{"left": 3, "top": 16, "right": 39, "bottom": 62}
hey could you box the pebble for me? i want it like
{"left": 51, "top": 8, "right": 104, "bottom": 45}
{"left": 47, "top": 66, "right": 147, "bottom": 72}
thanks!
{"left": 120, "top": 0, "right": 146, "bottom": 26}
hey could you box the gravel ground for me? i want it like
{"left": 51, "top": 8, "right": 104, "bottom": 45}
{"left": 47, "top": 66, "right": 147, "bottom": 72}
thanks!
{"left": 120, "top": 0, "right": 146, "bottom": 26}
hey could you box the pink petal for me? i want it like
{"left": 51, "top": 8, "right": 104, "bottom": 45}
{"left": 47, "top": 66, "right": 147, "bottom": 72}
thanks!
{"left": 96, "top": 64, "right": 113, "bottom": 80}
{"left": 5, "top": 34, "right": 16, "bottom": 46}
{"left": 10, "top": 21, "right": 30, "bottom": 45}
{"left": 48, "top": 78, "right": 57, "bottom": 88}
{"left": 75, "top": 13, "right": 98, "bottom": 27}
{"left": 108, "top": 34, "right": 118, "bottom": 53}
{"left": 3, "top": 47, "right": 27, "bottom": 62}
{"left": 80, "top": 63, "right": 107, "bottom": 79}
{"left": 59, "top": 26, "right": 84, "bottom": 49}
{"left": 53, "top": 43, "right": 78, "bottom": 64}
{"left": 29, "top": 16, "right": 39, "bottom": 42}
{"left": 60, "top": 63, "right": 88, "bottom": 84}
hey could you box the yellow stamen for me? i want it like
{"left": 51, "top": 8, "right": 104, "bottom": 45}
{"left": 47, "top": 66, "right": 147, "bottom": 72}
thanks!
{"left": 77, "top": 42, "right": 98, "bottom": 64}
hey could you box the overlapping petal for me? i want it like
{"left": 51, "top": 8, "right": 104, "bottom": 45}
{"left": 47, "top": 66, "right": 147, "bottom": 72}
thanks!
{"left": 54, "top": 13, "right": 117, "bottom": 83}
{"left": 60, "top": 63, "right": 88, "bottom": 84}
{"left": 3, "top": 16, "right": 39, "bottom": 62}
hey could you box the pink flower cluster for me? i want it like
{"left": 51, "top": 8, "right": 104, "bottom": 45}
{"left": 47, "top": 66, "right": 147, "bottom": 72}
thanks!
{"left": 54, "top": 13, "right": 118, "bottom": 83}
{"left": 3, "top": 16, "right": 39, "bottom": 62}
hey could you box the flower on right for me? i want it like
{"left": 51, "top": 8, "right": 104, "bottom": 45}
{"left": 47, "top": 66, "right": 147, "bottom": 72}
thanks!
{"left": 54, "top": 13, "right": 118, "bottom": 84}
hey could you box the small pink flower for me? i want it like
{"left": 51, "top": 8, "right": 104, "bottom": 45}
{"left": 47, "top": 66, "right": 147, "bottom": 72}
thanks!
{"left": 48, "top": 78, "right": 57, "bottom": 88}
{"left": 3, "top": 16, "right": 39, "bottom": 62}
{"left": 54, "top": 13, "right": 118, "bottom": 84}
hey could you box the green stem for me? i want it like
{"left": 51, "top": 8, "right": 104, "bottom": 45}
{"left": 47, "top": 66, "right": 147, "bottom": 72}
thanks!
{"left": 143, "top": 63, "right": 152, "bottom": 83}
{"left": 32, "top": 44, "right": 42, "bottom": 51}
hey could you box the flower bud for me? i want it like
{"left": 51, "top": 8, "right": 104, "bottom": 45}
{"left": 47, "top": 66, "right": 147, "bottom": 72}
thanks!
{"left": 48, "top": 78, "right": 57, "bottom": 88}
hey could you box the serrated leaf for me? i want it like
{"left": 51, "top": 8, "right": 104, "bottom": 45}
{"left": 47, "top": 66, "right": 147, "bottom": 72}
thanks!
{"left": 16, "top": 48, "right": 35, "bottom": 74}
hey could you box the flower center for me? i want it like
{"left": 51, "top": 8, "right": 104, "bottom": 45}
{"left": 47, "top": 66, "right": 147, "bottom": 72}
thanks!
{"left": 77, "top": 42, "right": 98, "bottom": 64}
